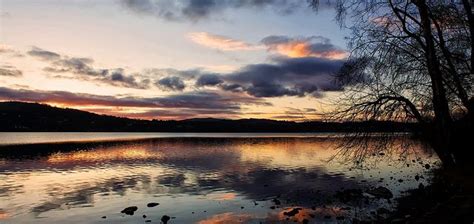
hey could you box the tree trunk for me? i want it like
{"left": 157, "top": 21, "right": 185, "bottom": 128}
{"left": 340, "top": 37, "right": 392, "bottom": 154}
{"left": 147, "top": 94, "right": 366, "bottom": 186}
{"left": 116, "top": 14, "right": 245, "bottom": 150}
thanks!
{"left": 414, "top": 0, "right": 455, "bottom": 167}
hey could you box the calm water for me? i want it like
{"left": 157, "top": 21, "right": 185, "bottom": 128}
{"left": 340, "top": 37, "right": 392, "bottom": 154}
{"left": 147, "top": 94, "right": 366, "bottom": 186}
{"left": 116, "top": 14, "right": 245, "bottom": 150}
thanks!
{"left": 0, "top": 133, "right": 438, "bottom": 223}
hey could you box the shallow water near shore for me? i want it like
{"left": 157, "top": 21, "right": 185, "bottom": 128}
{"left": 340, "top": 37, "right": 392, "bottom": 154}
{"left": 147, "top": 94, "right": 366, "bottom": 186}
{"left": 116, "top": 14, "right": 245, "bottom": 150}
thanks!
{"left": 0, "top": 133, "right": 438, "bottom": 223}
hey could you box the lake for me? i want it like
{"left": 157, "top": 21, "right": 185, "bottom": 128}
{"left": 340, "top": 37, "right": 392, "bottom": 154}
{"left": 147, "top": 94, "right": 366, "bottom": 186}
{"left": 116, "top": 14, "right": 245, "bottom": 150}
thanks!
{"left": 0, "top": 133, "right": 438, "bottom": 223}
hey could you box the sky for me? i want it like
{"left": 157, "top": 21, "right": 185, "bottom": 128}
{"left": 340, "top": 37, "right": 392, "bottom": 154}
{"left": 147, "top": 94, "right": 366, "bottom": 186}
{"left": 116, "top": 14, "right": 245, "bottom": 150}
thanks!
{"left": 0, "top": 0, "right": 349, "bottom": 121}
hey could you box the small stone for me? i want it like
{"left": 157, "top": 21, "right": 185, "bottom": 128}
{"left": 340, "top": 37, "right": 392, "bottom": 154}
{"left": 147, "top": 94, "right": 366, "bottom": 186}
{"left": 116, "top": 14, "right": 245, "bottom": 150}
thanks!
{"left": 272, "top": 198, "right": 281, "bottom": 205}
{"left": 424, "top": 164, "right": 431, "bottom": 169}
{"left": 147, "top": 202, "right": 160, "bottom": 207}
{"left": 161, "top": 215, "right": 171, "bottom": 224}
{"left": 415, "top": 175, "right": 420, "bottom": 181}
{"left": 101, "top": 216, "right": 106, "bottom": 219}
{"left": 143, "top": 214, "right": 147, "bottom": 218}
{"left": 121, "top": 206, "right": 138, "bottom": 216}
{"left": 283, "top": 208, "right": 302, "bottom": 217}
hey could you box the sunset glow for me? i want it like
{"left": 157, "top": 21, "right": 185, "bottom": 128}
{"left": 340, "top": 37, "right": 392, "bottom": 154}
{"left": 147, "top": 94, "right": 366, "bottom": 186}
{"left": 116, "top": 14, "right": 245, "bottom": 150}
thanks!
{"left": 0, "top": 0, "right": 347, "bottom": 120}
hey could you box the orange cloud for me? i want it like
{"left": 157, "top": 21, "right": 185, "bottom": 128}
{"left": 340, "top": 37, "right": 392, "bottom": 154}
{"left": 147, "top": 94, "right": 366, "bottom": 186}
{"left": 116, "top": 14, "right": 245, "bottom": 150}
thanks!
{"left": 188, "top": 32, "right": 262, "bottom": 51}
{"left": 266, "top": 40, "right": 347, "bottom": 59}
{"left": 188, "top": 33, "right": 347, "bottom": 60}
{"left": 261, "top": 35, "right": 348, "bottom": 60}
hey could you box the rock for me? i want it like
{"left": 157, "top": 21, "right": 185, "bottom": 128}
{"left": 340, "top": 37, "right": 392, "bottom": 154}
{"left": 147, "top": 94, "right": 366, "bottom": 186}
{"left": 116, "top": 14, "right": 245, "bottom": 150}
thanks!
{"left": 121, "top": 206, "right": 138, "bottom": 215}
{"left": 145, "top": 220, "right": 151, "bottom": 223}
{"left": 366, "top": 187, "right": 393, "bottom": 199}
{"left": 424, "top": 164, "right": 431, "bottom": 169}
{"left": 147, "top": 202, "right": 159, "bottom": 207}
{"left": 101, "top": 216, "right": 106, "bottom": 219}
{"left": 143, "top": 214, "right": 147, "bottom": 218}
{"left": 270, "top": 206, "right": 276, "bottom": 209}
{"left": 398, "top": 179, "right": 404, "bottom": 183}
{"left": 283, "top": 208, "right": 302, "bottom": 217}
{"left": 272, "top": 198, "right": 281, "bottom": 205}
{"left": 161, "top": 215, "right": 171, "bottom": 224}
{"left": 415, "top": 175, "right": 420, "bottom": 181}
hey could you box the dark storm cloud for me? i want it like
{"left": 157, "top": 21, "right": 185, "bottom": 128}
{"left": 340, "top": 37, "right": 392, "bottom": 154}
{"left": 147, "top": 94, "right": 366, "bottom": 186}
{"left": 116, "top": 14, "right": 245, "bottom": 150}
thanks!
{"left": 28, "top": 47, "right": 149, "bottom": 89}
{"left": 0, "top": 87, "right": 268, "bottom": 111}
{"left": 195, "top": 74, "right": 223, "bottom": 86}
{"left": 0, "top": 66, "right": 23, "bottom": 77}
{"left": 120, "top": 0, "right": 305, "bottom": 21}
{"left": 156, "top": 76, "right": 186, "bottom": 91}
{"left": 195, "top": 56, "right": 345, "bottom": 97}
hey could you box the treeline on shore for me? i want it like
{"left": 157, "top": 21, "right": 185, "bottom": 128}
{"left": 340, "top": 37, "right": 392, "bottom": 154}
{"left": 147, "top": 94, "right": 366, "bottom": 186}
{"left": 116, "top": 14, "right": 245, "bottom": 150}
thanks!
{"left": 0, "top": 101, "right": 417, "bottom": 132}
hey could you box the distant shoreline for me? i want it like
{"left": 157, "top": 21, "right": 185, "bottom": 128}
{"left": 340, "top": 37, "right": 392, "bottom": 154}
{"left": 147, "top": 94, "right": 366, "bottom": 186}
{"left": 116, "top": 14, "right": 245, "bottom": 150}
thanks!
{"left": 1, "top": 101, "right": 418, "bottom": 132}
{"left": 0, "top": 132, "right": 413, "bottom": 148}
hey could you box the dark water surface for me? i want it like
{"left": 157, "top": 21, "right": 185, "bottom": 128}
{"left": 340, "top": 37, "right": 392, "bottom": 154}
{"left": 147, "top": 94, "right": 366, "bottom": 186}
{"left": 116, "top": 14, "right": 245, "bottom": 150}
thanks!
{"left": 0, "top": 133, "right": 438, "bottom": 223}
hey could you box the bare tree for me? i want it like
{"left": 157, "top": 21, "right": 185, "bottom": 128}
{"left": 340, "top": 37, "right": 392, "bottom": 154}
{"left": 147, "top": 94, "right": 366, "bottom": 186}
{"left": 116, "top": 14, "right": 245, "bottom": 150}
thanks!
{"left": 310, "top": 0, "right": 474, "bottom": 167}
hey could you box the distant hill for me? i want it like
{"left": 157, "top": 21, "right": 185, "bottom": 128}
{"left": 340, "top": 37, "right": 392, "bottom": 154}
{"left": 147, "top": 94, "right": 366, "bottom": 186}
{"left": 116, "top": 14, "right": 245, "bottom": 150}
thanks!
{"left": 0, "top": 101, "right": 416, "bottom": 132}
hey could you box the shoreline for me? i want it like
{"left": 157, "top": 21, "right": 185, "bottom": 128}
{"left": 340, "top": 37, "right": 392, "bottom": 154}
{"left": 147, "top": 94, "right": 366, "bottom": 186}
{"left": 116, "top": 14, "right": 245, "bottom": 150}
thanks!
{"left": 378, "top": 168, "right": 474, "bottom": 223}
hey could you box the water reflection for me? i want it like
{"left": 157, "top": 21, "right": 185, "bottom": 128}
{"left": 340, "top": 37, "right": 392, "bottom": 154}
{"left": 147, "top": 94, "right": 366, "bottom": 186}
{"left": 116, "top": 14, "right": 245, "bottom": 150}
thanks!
{"left": 0, "top": 137, "right": 437, "bottom": 223}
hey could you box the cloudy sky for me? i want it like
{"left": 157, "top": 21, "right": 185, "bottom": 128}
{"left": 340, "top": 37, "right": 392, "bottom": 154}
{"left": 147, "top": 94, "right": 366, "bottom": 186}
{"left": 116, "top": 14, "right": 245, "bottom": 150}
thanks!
{"left": 0, "top": 0, "right": 348, "bottom": 121}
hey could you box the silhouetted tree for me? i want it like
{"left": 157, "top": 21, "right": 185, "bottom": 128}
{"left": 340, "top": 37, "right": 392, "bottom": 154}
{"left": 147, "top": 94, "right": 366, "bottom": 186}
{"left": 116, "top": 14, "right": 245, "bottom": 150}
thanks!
{"left": 310, "top": 0, "right": 474, "bottom": 167}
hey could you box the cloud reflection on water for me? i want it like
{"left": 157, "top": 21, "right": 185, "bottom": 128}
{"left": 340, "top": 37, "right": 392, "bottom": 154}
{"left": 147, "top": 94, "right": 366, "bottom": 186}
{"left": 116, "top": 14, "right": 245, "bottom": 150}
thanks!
{"left": 0, "top": 137, "right": 437, "bottom": 223}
